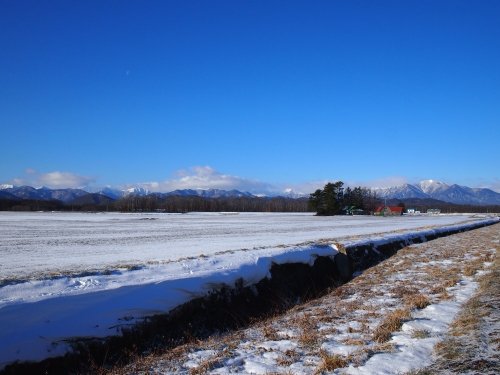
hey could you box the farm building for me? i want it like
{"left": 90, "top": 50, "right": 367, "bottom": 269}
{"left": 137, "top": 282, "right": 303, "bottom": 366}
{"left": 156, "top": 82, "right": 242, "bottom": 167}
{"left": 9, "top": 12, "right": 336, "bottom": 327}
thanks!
{"left": 374, "top": 206, "right": 404, "bottom": 216}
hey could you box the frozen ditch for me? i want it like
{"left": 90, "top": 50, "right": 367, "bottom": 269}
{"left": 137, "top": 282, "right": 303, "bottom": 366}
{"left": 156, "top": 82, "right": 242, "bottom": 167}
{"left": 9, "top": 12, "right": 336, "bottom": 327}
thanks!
{"left": 0, "top": 214, "right": 498, "bottom": 372}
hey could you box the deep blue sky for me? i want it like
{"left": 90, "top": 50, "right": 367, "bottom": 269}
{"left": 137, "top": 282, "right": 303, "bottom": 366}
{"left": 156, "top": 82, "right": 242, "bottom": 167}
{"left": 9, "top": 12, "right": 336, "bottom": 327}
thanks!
{"left": 1, "top": 0, "right": 499, "bottom": 192}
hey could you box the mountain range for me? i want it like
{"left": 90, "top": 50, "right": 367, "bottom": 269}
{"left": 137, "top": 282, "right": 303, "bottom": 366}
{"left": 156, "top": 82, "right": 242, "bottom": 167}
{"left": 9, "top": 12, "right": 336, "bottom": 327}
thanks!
{"left": 0, "top": 185, "right": 259, "bottom": 203}
{"left": 1, "top": 180, "right": 499, "bottom": 206}
{"left": 374, "top": 180, "right": 500, "bottom": 206}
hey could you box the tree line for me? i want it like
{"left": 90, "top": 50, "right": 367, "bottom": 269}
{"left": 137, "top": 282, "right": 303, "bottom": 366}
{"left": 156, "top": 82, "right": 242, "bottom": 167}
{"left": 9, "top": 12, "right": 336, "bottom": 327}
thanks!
{"left": 114, "top": 195, "right": 310, "bottom": 212}
{"left": 0, "top": 195, "right": 311, "bottom": 213}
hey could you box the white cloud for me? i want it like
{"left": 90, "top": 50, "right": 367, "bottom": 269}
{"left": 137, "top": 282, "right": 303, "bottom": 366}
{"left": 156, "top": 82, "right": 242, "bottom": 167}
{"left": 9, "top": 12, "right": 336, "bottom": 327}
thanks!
{"left": 10, "top": 178, "right": 27, "bottom": 186}
{"left": 132, "top": 166, "right": 275, "bottom": 194}
{"left": 474, "top": 178, "right": 500, "bottom": 193}
{"left": 36, "top": 171, "right": 95, "bottom": 189}
{"left": 6, "top": 169, "right": 95, "bottom": 189}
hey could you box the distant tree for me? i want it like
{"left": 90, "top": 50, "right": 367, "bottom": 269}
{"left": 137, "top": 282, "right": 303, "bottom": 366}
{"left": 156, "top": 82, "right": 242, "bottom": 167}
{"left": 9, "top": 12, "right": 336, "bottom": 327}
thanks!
{"left": 309, "top": 181, "right": 344, "bottom": 215}
{"left": 308, "top": 189, "right": 323, "bottom": 212}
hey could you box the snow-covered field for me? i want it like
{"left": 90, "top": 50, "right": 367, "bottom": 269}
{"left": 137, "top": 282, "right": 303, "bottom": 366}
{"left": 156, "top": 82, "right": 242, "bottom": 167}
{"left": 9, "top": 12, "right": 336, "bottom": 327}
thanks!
{"left": 0, "top": 212, "right": 497, "bottom": 369}
{"left": 0, "top": 211, "right": 489, "bottom": 280}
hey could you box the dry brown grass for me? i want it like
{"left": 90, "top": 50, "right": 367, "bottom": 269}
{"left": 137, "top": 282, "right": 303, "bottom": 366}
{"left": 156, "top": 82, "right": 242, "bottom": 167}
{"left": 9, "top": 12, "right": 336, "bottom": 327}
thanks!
{"left": 262, "top": 324, "right": 280, "bottom": 341}
{"left": 186, "top": 347, "right": 232, "bottom": 375}
{"left": 298, "top": 329, "right": 319, "bottom": 347}
{"left": 276, "top": 355, "right": 293, "bottom": 367}
{"left": 404, "top": 293, "right": 431, "bottom": 310}
{"left": 371, "top": 341, "right": 397, "bottom": 353}
{"left": 340, "top": 337, "right": 366, "bottom": 346}
{"left": 342, "top": 300, "right": 360, "bottom": 314}
{"left": 442, "top": 275, "right": 460, "bottom": 288}
{"left": 427, "top": 243, "right": 499, "bottom": 374}
{"left": 297, "top": 314, "right": 319, "bottom": 348}
{"left": 315, "top": 349, "right": 348, "bottom": 374}
{"left": 391, "top": 285, "right": 419, "bottom": 298}
{"left": 411, "top": 329, "right": 432, "bottom": 339}
{"left": 372, "top": 308, "right": 411, "bottom": 343}
{"left": 463, "top": 264, "right": 477, "bottom": 276}
{"left": 434, "top": 338, "right": 461, "bottom": 360}
{"left": 276, "top": 348, "right": 300, "bottom": 367}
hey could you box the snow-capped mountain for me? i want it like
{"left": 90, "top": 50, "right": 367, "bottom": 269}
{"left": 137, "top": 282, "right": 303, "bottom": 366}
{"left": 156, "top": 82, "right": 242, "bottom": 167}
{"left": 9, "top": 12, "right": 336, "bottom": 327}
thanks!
{"left": 418, "top": 180, "right": 449, "bottom": 195}
{"left": 165, "top": 189, "right": 255, "bottom": 198}
{"left": 85, "top": 186, "right": 149, "bottom": 199}
{"left": 94, "top": 187, "right": 125, "bottom": 200}
{"left": 123, "top": 187, "right": 150, "bottom": 196}
{"left": 375, "top": 184, "right": 429, "bottom": 200}
{"left": 279, "top": 188, "right": 308, "bottom": 199}
{"left": 375, "top": 180, "right": 500, "bottom": 205}
{"left": 0, "top": 185, "right": 88, "bottom": 203}
{"left": 0, "top": 185, "right": 257, "bottom": 202}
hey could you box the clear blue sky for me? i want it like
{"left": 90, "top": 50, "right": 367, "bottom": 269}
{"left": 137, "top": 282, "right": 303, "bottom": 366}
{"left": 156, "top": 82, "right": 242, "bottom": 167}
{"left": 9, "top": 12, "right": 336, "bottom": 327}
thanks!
{"left": 1, "top": 0, "right": 499, "bottom": 192}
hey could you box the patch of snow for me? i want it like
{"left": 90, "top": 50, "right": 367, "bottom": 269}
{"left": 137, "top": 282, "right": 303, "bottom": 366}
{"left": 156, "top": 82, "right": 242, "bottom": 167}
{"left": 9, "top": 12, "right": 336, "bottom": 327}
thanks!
{"left": 184, "top": 349, "right": 218, "bottom": 369}
{"left": 321, "top": 341, "right": 359, "bottom": 356}
{"left": 345, "top": 276, "right": 479, "bottom": 374}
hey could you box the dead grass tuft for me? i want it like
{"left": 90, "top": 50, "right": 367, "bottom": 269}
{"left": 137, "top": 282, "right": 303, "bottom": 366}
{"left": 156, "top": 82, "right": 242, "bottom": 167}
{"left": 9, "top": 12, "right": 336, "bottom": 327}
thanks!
{"left": 391, "top": 285, "right": 419, "bottom": 298}
{"left": 298, "top": 329, "right": 319, "bottom": 347}
{"left": 341, "top": 337, "right": 365, "bottom": 346}
{"left": 449, "top": 298, "right": 481, "bottom": 336}
{"left": 276, "top": 348, "right": 299, "bottom": 367}
{"left": 372, "top": 308, "right": 411, "bottom": 343}
{"left": 442, "top": 275, "right": 460, "bottom": 288}
{"left": 404, "top": 293, "right": 431, "bottom": 310}
{"left": 463, "top": 261, "right": 481, "bottom": 277}
{"left": 434, "top": 338, "right": 461, "bottom": 360}
{"left": 262, "top": 324, "right": 280, "bottom": 341}
{"left": 315, "top": 349, "right": 348, "bottom": 374}
{"left": 411, "top": 329, "right": 432, "bottom": 339}
{"left": 297, "top": 314, "right": 319, "bottom": 347}
{"left": 276, "top": 355, "right": 294, "bottom": 367}
{"left": 188, "top": 350, "right": 227, "bottom": 375}
{"left": 372, "top": 341, "right": 396, "bottom": 353}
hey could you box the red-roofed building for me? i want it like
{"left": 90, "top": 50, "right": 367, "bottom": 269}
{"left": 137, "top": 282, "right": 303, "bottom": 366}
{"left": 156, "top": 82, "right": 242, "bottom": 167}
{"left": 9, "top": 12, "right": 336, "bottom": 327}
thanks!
{"left": 374, "top": 206, "right": 404, "bottom": 216}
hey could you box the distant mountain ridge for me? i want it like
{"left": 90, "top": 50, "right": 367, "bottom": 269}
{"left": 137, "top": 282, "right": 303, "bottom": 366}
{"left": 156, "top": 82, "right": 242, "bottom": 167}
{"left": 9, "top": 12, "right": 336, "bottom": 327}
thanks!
{"left": 0, "top": 185, "right": 259, "bottom": 203}
{"left": 1, "top": 180, "right": 499, "bottom": 205}
{"left": 374, "top": 180, "right": 500, "bottom": 205}
{"left": 0, "top": 185, "right": 89, "bottom": 203}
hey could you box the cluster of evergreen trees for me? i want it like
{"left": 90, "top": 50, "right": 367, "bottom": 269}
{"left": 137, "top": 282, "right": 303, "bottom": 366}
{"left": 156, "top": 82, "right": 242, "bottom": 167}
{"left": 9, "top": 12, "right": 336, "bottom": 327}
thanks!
{"left": 308, "top": 181, "right": 380, "bottom": 215}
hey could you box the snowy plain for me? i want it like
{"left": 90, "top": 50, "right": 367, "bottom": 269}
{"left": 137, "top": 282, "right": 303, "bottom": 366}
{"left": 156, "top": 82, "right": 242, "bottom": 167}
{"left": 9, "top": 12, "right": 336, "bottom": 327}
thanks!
{"left": 0, "top": 212, "right": 497, "bottom": 368}
{"left": 0, "top": 211, "right": 490, "bottom": 280}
